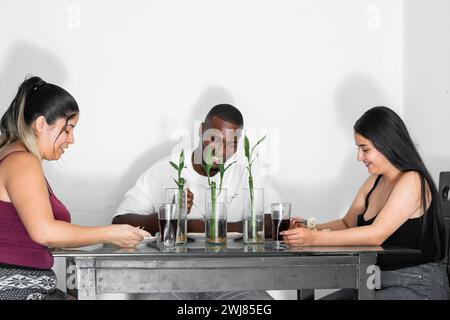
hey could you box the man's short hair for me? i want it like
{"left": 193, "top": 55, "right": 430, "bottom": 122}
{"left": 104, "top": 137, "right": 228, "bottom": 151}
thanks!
{"left": 204, "top": 104, "right": 244, "bottom": 127}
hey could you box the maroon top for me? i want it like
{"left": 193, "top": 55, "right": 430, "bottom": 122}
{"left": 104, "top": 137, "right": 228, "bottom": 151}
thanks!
{"left": 0, "top": 152, "right": 71, "bottom": 270}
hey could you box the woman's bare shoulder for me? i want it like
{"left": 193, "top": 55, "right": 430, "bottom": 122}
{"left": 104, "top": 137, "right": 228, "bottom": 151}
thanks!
{"left": 395, "top": 171, "right": 424, "bottom": 196}
{"left": 360, "top": 174, "right": 379, "bottom": 193}
{"left": 1, "top": 151, "right": 42, "bottom": 176}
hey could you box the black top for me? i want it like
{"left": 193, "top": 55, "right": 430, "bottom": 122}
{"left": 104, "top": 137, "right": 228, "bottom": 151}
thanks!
{"left": 357, "top": 175, "right": 436, "bottom": 271}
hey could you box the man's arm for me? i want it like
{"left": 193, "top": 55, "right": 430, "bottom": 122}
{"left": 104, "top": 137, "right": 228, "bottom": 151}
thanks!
{"left": 113, "top": 188, "right": 194, "bottom": 236}
{"left": 187, "top": 220, "right": 243, "bottom": 233}
{"left": 264, "top": 213, "right": 272, "bottom": 239}
{"left": 112, "top": 213, "right": 159, "bottom": 235}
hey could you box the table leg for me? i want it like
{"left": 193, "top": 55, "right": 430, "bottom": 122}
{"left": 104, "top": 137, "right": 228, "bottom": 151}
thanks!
{"left": 357, "top": 253, "right": 378, "bottom": 300}
{"left": 297, "top": 289, "right": 315, "bottom": 300}
{"left": 75, "top": 257, "right": 96, "bottom": 300}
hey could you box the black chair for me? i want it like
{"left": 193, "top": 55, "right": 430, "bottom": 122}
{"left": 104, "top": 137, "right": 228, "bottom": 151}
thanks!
{"left": 438, "top": 172, "right": 450, "bottom": 277}
{"left": 439, "top": 172, "right": 450, "bottom": 218}
{"left": 444, "top": 217, "right": 450, "bottom": 281}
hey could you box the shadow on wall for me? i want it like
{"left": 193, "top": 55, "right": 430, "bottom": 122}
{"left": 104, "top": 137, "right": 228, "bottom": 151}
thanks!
{"left": 0, "top": 42, "right": 67, "bottom": 112}
{"left": 189, "top": 86, "right": 235, "bottom": 126}
{"left": 273, "top": 73, "right": 389, "bottom": 219}
{"left": 112, "top": 86, "right": 235, "bottom": 216}
{"left": 427, "top": 156, "right": 450, "bottom": 184}
{"left": 41, "top": 86, "right": 235, "bottom": 229}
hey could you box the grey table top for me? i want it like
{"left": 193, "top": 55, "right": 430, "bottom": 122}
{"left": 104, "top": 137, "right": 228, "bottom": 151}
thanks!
{"left": 51, "top": 238, "right": 420, "bottom": 258}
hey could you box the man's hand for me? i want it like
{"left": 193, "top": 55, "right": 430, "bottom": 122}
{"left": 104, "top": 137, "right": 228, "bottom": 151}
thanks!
{"left": 187, "top": 189, "right": 194, "bottom": 213}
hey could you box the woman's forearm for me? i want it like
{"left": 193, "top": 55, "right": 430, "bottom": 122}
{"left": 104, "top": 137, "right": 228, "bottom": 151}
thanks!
{"left": 316, "top": 218, "right": 349, "bottom": 231}
{"left": 34, "top": 220, "right": 111, "bottom": 248}
{"left": 312, "top": 225, "right": 382, "bottom": 246}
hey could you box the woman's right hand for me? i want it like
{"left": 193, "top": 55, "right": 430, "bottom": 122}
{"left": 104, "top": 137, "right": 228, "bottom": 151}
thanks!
{"left": 106, "top": 224, "right": 151, "bottom": 248}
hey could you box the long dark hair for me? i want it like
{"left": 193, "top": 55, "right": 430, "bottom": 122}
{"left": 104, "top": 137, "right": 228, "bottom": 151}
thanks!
{"left": 354, "top": 106, "right": 446, "bottom": 261}
{"left": 0, "top": 76, "right": 79, "bottom": 159}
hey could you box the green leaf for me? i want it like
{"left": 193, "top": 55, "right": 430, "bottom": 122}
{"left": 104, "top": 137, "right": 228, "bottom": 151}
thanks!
{"left": 171, "top": 150, "right": 188, "bottom": 188}
{"left": 202, "top": 163, "right": 211, "bottom": 176}
{"left": 180, "top": 150, "right": 184, "bottom": 163}
{"left": 204, "top": 146, "right": 214, "bottom": 172}
{"left": 218, "top": 163, "right": 224, "bottom": 188}
{"left": 202, "top": 162, "right": 212, "bottom": 186}
{"left": 204, "top": 145, "right": 213, "bottom": 165}
{"left": 220, "top": 160, "right": 237, "bottom": 191}
{"left": 244, "top": 135, "right": 250, "bottom": 160}
{"left": 225, "top": 161, "right": 237, "bottom": 172}
{"left": 250, "top": 135, "right": 267, "bottom": 158}
{"left": 169, "top": 161, "right": 179, "bottom": 171}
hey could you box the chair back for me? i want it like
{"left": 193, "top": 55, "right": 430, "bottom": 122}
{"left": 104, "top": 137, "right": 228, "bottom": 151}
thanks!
{"left": 439, "top": 172, "right": 450, "bottom": 278}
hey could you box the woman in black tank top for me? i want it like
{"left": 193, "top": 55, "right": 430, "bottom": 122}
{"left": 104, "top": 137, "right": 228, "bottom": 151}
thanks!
{"left": 282, "top": 107, "right": 449, "bottom": 300}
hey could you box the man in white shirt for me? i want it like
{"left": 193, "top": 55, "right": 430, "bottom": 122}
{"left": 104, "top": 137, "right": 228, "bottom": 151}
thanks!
{"left": 112, "top": 104, "right": 280, "bottom": 300}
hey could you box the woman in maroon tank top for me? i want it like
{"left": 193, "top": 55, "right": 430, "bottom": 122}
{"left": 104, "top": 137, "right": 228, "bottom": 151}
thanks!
{"left": 0, "top": 77, "right": 150, "bottom": 300}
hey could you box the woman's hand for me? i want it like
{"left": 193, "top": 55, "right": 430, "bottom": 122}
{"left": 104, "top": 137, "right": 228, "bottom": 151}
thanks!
{"left": 106, "top": 224, "right": 150, "bottom": 248}
{"left": 281, "top": 227, "right": 316, "bottom": 246}
{"left": 289, "top": 217, "right": 307, "bottom": 229}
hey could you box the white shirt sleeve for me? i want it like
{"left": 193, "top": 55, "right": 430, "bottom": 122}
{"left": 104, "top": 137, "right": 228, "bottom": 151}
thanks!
{"left": 114, "top": 168, "right": 158, "bottom": 218}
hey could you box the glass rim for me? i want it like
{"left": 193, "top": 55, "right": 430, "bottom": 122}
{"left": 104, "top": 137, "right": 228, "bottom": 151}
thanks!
{"left": 159, "top": 202, "right": 178, "bottom": 207}
{"left": 158, "top": 203, "right": 179, "bottom": 219}
{"left": 270, "top": 202, "right": 291, "bottom": 206}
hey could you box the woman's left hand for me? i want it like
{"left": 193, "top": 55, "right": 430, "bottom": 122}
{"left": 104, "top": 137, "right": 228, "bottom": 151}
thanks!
{"left": 281, "top": 227, "right": 316, "bottom": 246}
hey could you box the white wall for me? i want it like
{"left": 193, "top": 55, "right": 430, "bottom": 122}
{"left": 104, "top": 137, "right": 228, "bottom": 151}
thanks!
{"left": 404, "top": 0, "right": 450, "bottom": 183}
{"left": 0, "top": 0, "right": 404, "bottom": 299}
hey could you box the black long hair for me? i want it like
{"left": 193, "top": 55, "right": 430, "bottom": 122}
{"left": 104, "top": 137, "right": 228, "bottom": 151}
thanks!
{"left": 354, "top": 106, "right": 446, "bottom": 261}
{"left": 0, "top": 76, "right": 79, "bottom": 159}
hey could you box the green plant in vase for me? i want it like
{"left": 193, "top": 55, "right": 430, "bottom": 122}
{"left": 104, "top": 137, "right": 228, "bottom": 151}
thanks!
{"left": 202, "top": 146, "right": 236, "bottom": 244}
{"left": 169, "top": 150, "right": 187, "bottom": 243}
{"left": 244, "top": 134, "right": 267, "bottom": 243}
{"left": 169, "top": 150, "right": 187, "bottom": 208}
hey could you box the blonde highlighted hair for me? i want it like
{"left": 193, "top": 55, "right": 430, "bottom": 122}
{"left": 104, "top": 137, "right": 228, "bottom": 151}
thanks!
{"left": 0, "top": 76, "right": 79, "bottom": 160}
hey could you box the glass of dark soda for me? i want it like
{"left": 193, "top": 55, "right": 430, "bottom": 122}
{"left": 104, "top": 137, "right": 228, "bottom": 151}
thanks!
{"left": 158, "top": 203, "right": 179, "bottom": 247}
{"left": 271, "top": 203, "right": 291, "bottom": 247}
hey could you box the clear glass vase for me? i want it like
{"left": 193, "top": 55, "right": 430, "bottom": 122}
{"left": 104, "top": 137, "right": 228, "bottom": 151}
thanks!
{"left": 165, "top": 187, "right": 188, "bottom": 245}
{"left": 243, "top": 187, "right": 265, "bottom": 244}
{"left": 205, "top": 187, "right": 227, "bottom": 245}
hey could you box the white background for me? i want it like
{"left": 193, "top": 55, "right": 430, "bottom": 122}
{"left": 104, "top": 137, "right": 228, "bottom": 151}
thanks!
{"left": 0, "top": 0, "right": 448, "bottom": 299}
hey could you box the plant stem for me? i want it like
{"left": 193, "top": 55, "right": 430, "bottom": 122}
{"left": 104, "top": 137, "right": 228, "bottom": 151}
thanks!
{"left": 210, "top": 182, "right": 217, "bottom": 241}
{"left": 178, "top": 186, "right": 183, "bottom": 233}
{"left": 249, "top": 175, "right": 256, "bottom": 240}
{"left": 177, "top": 186, "right": 183, "bottom": 209}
